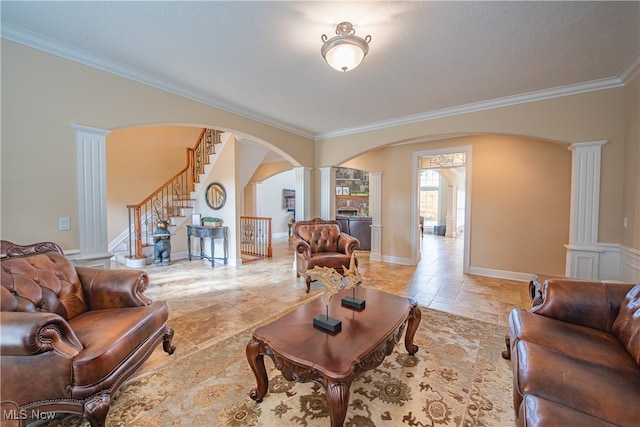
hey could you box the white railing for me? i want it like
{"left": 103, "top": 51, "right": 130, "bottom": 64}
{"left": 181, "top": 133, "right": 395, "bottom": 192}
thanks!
{"left": 240, "top": 216, "right": 272, "bottom": 257}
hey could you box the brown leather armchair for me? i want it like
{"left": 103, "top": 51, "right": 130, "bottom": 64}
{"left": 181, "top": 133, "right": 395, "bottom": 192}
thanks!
{"left": 0, "top": 240, "right": 175, "bottom": 426}
{"left": 290, "top": 218, "right": 360, "bottom": 292}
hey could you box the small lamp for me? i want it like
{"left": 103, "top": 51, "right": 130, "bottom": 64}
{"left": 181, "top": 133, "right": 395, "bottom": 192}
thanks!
{"left": 321, "top": 22, "right": 371, "bottom": 72}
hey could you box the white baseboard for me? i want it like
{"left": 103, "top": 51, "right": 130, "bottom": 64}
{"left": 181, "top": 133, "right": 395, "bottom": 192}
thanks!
{"left": 618, "top": 244, "right": 640, "bottom": 282}
{"left": 467, "top": 267, "right": 532, "bottom": 282}
{"left": 466, "top": 243, "right": 640, "bottom": 283}
{"left": 381, "top": 255, "right": 414, "bottom": 265}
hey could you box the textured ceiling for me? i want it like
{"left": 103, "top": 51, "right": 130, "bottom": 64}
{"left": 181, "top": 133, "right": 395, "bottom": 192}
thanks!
{"left": 1, "top": 1, "right": 639, "bottom": 139}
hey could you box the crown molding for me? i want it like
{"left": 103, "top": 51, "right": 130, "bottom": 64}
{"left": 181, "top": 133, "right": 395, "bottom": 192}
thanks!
{"left": 3, "top": 23, "right": 636, "bottom": 143}
{"left": 315, "top": 77, "right": 626, "bottom": 140}
{"left": 316, "top": 51, "right": 639, "bottom": 141}
{"left": 619, "top": 51, "right": 640, "bottom": 84}
{"left": 1, "top": 24, "right": 315, "bottom": 140}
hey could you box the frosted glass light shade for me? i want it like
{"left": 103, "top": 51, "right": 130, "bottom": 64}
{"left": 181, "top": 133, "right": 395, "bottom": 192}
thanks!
{"left": 321, "top": 22, "right": 371, "bottom": 72}
{"left": 324, "top": 41, "right": 367, "bottom": 72}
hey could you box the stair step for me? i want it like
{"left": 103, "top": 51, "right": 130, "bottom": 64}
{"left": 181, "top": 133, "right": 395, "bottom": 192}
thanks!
{"left": 112, "top": 129, "right": 223, "bottom": 268}
{"left": 112, "top": 247, "right": 153, "bottom": 268}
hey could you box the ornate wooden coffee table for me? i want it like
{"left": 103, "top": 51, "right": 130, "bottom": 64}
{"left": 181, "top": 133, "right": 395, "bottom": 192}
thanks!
{"left": 246, "top": 287, "right": 422, "bottom": 427}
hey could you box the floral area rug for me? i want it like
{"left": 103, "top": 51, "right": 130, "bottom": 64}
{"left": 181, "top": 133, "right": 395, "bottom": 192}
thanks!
{"left": 31, "top": 309, "right": 513, "bottom": 427}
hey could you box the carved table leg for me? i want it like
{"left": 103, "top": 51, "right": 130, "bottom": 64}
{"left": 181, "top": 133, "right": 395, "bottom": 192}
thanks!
{"left": 404, "top": 304, "right": 422, "bottom": 355}
{"left": 246, "top": 337, "right": 268, "bottom": 402}
{"left": 325, "top": 380, "right": 351, "bottom": 427}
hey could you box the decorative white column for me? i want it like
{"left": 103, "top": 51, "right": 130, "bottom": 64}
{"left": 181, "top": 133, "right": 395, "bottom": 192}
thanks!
{"left": 254, "top": 182, "right": 262, "bottom": 216}
{"left": 565, "top": 140, "right": 607, "bottom": 279}
{"left": 72, "top": 125, "right": 112, "bottom": 268}
{"left": 445, "top": 185, "right": 456, "bottom": 238}
{"left": 294, "top": 167, "right": 312, "bottom": 221}
{"left": 369, "top": 172, "right": 383, "bottom": 261}
{"left": 320, "top": 167, "right": 337, "bottom": 220}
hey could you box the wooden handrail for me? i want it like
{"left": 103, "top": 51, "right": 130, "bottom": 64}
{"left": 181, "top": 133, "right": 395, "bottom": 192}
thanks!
{"left": 126, "top": 166, "right": 190, "bottom": 210}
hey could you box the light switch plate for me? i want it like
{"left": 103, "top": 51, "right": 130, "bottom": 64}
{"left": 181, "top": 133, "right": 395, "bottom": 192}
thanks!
{"left": 59, "top": 217, "right": 71, "bottom": 231}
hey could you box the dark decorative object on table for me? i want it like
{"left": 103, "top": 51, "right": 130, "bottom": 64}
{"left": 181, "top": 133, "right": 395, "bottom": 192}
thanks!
{"left": 313, "top": 308, "right": 342, "bottom": 333}
{"left": 342, "top": 289, "right": 366, "bottom": 310}
{"left": 308, "top": 253, "right": 369, "bottom": 331}
{"left": 340, "top": 253, "right": 366, "bottom": 309}
{"left": 153, "top": 219, "right": 171, "bottom": 266}
{"left": 308, "top": 265, "right": 344, "bottom": 332}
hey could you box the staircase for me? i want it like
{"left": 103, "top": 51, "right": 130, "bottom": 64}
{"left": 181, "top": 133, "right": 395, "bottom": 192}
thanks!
{"left": 110, "top": 129, "right": 223, "bottom": 267}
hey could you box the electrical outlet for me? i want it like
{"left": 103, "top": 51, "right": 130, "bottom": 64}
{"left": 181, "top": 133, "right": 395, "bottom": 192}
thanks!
{"left": 623, "top": 217, "right": 628, "bottom": 229}
{"left": 59, "top": 217, "right": 71, "bottom": 231}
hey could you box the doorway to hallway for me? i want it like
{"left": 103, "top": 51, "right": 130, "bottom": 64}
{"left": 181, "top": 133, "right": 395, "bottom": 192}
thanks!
{"left": 413, "top": 146, "right": 471, "bottom": 273}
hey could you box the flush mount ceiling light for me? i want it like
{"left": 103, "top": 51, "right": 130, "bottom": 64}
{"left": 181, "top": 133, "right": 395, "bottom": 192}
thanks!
{"left": 321, "top": 21, "right": 371, "bottom": 72}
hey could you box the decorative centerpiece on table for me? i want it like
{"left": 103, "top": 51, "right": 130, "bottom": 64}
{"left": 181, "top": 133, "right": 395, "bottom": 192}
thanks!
{"left": 307, "top": 253, "right": 369, "bottom": 332}
{"left": 201, "top": 217, "right": 222, "bottom": 227}
{"left": 340, "top": 253, "right": 368, "bottom": 309}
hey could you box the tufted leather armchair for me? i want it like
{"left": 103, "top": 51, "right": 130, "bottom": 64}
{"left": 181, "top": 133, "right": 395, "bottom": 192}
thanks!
{"left": 290, "top": 218, "right": 360, "bottom": 292}
{"left": 0, "top": 240, "right": 175, "bottom": 426}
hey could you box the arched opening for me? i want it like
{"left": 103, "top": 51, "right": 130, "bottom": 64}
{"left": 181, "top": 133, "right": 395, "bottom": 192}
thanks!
{"left": 341, "top": 133, "right": 572, "bottom": 278}
{"left": 104, "top": 124, "right": 301, "bottom": 266}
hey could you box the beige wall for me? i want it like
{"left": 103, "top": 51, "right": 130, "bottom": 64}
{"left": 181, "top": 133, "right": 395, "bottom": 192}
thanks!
{"left": 107, "top": 126, "right": 202, "bottom": 243}
{"left": 249, "top": 161, "right": 293, "bottom": 183}
{"left": 315, "top": 87, "right": 628, "bottom": 247}
{"left": 243, "top": 161, "right": 294, "bottom": 217}
{"left": 343, "top": 135, "right": 571, "bottom": 275}
{"left": 1, "top": 40, "right": 312, "bottom": 250}
{"left": 258, "top": 170, "right": 296, "bottom": 234}
{"left": 2, "top": 39, "right": 636, "bottom": 278}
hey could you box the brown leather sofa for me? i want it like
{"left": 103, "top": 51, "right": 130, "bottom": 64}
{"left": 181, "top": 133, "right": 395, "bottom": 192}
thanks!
{"left": 0, "top": 240, "right": 175, "bottom": 426}
{"left": 503, "top": 277, "right": 640, "bottom": 427}
{"left": 290, "top": 218, "right": 360, "bottom": 292}
{"left": 336, "top": 215, "right": 372, "bottom": 251}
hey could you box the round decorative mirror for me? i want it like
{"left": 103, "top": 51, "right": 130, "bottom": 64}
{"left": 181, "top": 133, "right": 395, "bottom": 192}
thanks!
{"left": 205, "top": 182, "right": 226, "bottom": 210}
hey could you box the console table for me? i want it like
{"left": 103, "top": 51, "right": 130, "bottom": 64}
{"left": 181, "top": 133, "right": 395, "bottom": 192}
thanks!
{"left": 187, "top": 225, "right": 228, "bottom": 267}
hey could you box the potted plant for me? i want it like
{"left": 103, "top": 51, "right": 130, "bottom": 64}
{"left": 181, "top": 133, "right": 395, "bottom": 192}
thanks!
{"left": 201, "top": 216, "right": 222, "bottom": 227}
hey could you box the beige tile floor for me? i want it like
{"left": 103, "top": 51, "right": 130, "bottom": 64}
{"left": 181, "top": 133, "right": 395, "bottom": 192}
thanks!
{"left": 142, "top": 232, "right": 530, "bottom": 340}
{"left": 409, "top": 233, "right": 532, "bottom": 325}
{"left": 133, "top": 232, "right": 532, "bottom": 374}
